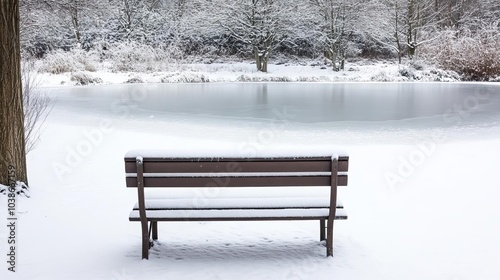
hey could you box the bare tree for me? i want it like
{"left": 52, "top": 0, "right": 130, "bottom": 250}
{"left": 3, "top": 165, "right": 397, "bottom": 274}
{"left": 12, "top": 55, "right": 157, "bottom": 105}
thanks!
{"left": 1, "top": 0, "right": 28, "bottom": 185}
{"left": 403, "top": 0, "right": 438, "bottom": 60}
{"left": 112, "top": 0, "right": 163, "bottom": 42}
{"left": 310, "top": 0, "right": 360, "bottom": 71}
{"left": 432, "top": 0, "right": 485, "bottom": 29}
{"left": 366, "top": 0, "right": 437, "bottom": 63}
{"left": 40, "top": 0, "right": 104, "bottom": 49}
{"left": 220, "top": 0, "right": 289, "bottom": 72}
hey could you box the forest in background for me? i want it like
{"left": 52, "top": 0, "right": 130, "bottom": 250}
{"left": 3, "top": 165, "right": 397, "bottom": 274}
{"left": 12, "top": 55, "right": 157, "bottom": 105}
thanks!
{"left": 19, "top": 0, "right": 500, "bottom": 80}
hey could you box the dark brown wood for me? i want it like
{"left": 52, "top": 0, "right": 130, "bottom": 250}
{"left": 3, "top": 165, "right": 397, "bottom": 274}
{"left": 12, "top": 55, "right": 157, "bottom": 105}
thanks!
{"left": 133, "top": 206, "right": 344, "bottom": 211}
{"left": 152, "top": 221, "right": 158, "bottom": 240}
{"left": 126, "top": 174, "right": 348, "bottom": 188}
{"left": 326, "top": 158, "right": 338, "bottom": 257}
{"left": 136, "top": 157, "right": 149, "bottom": 260}
{"left": 129, "top": 214, "right": 348, "bottom": 222}
{"left": 320, "top": 220, "right": 326, "bottom": 241}
{"left": 125, "top": 158, "right": 349, "bottom": 174}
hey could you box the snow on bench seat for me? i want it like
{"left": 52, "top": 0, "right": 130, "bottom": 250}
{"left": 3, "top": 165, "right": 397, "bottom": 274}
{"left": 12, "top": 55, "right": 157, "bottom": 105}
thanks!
{"left": 129, "top": 208, "right": 348, "bottom": 221}
{"left": 132, "top": 197, "right": 344, "bottom": 210}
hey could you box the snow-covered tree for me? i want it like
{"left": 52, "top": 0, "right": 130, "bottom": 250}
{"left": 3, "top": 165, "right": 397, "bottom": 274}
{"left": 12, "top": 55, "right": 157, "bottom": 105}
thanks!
{"left": 219, "top": 0, "right": 292, "bottom": 72}
{"left": 39, "top": 0, "right": 105, "bottom": 49}
{"left": 108, "top": 0, "right": 164, "bottom": 43}
{"left": 366, "top": 0, "right": 437, "bottom": 63}
{"left": 310, "top": 0, "right": 362, "bottom": 70}
{"left": 13, "top": 0, "right": 500, "bottom": 77}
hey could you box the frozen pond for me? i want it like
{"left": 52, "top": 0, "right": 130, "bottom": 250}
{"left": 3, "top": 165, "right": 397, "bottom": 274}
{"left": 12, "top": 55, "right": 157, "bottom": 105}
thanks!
{"left": 49, "top": 82, "right": 500, "bottom": 124}
{"left": 46, "top": 82, "right": 500, "bottom": 145}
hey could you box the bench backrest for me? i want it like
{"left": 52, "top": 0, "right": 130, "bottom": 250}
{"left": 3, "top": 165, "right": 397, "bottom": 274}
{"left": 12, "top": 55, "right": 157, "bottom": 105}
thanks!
{"left": 125, "top": 156, "right": 349, "bottom": 188}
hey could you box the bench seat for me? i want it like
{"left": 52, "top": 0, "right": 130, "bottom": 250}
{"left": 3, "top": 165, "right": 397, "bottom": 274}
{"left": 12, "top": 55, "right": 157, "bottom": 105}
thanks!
{"left": 129, "top": 208, "right": 348, "bottom": 221}
{"left": 131, "top": 196, "right": 344, "bottom": 210}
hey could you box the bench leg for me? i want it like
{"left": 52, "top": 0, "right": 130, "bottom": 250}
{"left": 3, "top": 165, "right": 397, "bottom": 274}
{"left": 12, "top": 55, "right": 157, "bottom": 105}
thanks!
{"left": 141, "top": 220, "right": 149, "bottom": 259}
{"left": 152, "top": 221, "right": 158, "bottom": 240}
{"left": 320, "top": 220, "right": 326, "bottom": 241}
{"left": 326, "top": 219, "right": 334, "bottom": 257}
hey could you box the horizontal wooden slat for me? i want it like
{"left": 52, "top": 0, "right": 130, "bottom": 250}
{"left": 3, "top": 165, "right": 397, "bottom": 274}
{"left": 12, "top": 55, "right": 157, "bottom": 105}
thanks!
{"left": 132, "top": 197, "right": 344, "bottom": 210}
{"left": 125, "top": 157, "right": 349, "bottom": 173}
{"left": 126, "top": 174, "right": 348, "bottom": 187}
{"left": 129, "top": 216, "right": 348, "bottom": 221}
{"left": 133, "top": 206, "right": 344, "bottom": 211}
{"left": 129, "top": 208, "right": 348, "bottom": 221}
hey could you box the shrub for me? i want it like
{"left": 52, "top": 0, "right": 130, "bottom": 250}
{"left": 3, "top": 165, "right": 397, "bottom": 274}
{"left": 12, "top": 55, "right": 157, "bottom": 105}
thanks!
{"left": 125, "top": 76, "right": 144, "bottom": 83}
{"left": 109, "top": 41, "right": 182, "bottom": 72}
{"left": 398, "top": 66, "right": 416, "bottom": 79}
{"left": 38, "top": 48, "right": 98, "bottom": 74}
{"left": 409, "top": 60, "right": 425, "bottom": 71}
{"left": 38, "top": 50, "right": 79, "bottom": 74}
{"left": 70, "top": 72, "right": 102, "bottom": 86}
{"left": 371, "top": 70, "right": 396, "bottom": 82}
{"left": 421, "top": 28, "right": 500, "bottom": 81}
{"left": 161, "top": 73, "right": 210, "bottom": 83}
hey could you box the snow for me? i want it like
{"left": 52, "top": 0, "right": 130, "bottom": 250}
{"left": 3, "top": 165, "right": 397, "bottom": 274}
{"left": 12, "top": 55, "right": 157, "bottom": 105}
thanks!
{"left": 128, "top": 209, "right": 337, "bottom": 219}
{"left": 132, "top": 196, "right": 336, "bottom": 210}
{"left": 0, "top": 181, "right": 30, "bottom": 198}
{"left": 1, "top": 82, "right": 500, "bottom": 279}
{"left": 35, "top": 60, "right": 461, "bottom": 87}
{"left": 126, "top": 147, "right": 348, "bottom": 159}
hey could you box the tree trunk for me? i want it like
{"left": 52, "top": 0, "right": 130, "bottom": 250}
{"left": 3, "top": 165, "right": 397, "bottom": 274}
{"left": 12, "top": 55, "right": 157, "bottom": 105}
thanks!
{"left": 340, "top": 56, "right": 345, "bottom": 71}
{"left": 253, "top": 47, "right": 262, "bottom": 71}
{"left": 262, "top": 54, "right": 268, "bottom": 73}
{"left": 408, "top": 43, "right": 416, "bottom": 60}
{"left": 0, "top": 0, "right": 28, "bottom": 186}
{"left": 329, "top": 49, "right": 339, "bottom": 71}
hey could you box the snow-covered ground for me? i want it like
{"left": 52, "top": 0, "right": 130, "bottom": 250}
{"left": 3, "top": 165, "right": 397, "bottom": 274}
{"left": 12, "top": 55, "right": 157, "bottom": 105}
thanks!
{"left": 35, "top": 60, "right": 462, "bottom": 87}
{"left": 1, "top": 82, "right": 500, "bottom": 279}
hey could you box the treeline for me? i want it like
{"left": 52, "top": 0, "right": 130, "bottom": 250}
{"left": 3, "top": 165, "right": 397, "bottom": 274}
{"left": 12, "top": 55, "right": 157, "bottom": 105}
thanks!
{"left": 20, "top": 0, "right": 500, "bottom": 80}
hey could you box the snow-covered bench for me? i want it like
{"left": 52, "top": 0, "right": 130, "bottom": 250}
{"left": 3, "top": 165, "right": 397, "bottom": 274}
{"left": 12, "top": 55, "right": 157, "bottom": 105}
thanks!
{"left": 125, "top": 150, "right": 349, "bottom": 259}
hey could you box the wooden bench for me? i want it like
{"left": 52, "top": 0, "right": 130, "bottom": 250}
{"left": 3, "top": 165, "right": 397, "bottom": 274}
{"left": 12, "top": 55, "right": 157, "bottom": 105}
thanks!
{"left": 125, "top": 150, "right": 349, "bottom": 259}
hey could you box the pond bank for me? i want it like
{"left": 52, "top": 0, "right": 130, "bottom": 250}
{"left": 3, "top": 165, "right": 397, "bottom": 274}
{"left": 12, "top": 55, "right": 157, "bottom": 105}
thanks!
{"left": 36, "top": 60, "right": 464, "bottom": 87}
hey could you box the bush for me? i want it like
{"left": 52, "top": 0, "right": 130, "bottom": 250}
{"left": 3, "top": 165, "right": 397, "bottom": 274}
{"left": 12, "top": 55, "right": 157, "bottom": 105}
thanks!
{"left": 125, "top": 76, "right": 144, "bottom": 83}
{"left": 38, "top": 50, "right": 79, "bottom": 74}
{"left": 70, "top": 72, "right": 102, "bottom": 86}
{"left": 409, "top": 60, "right": 425, "bottom": 71}
{"left": 109, "top": 41, "right": 182, "bottom": 72}
{"left": 111, "top": 42, "right": 158, "bottom": 72}
{"left": 421, "top": 28, "right": 500, "bottom": 81}
{"left": 161, "top": 73, "right": 210, "bottom": 83}
{"left": 38, "top": 48, "right": 98, "bottom": 74}
{"left": 356, "top": 33, "right": 396, "bottom": 59}
{"left": 371, "top": 70, "right": 396, "bottom": 82}
{"left": 398, "top": 66, "right": 416, "bottom": 79}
